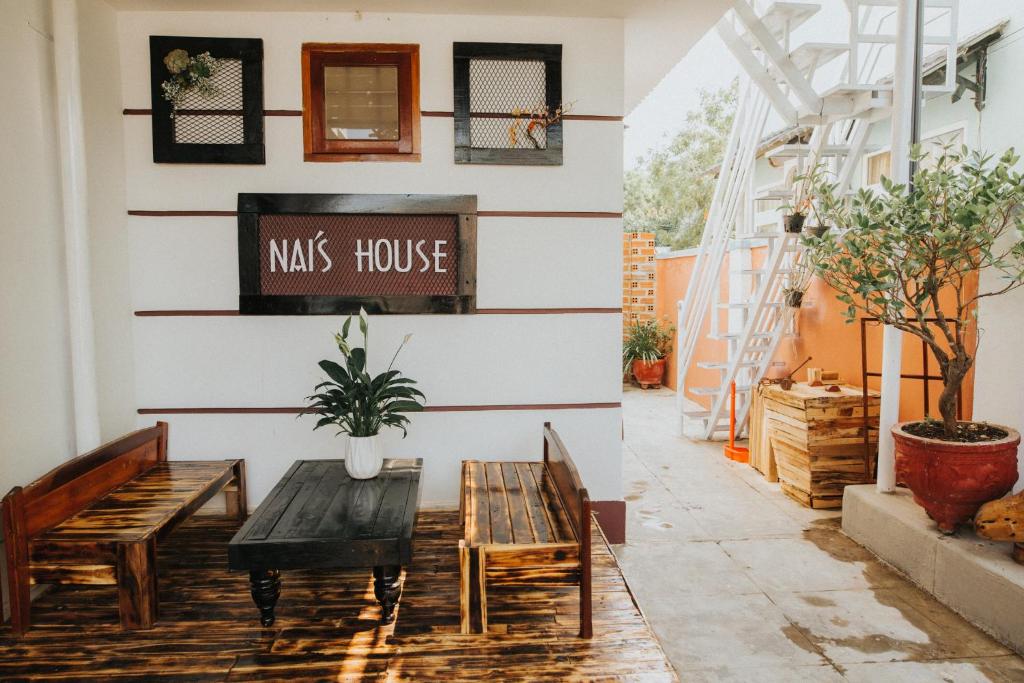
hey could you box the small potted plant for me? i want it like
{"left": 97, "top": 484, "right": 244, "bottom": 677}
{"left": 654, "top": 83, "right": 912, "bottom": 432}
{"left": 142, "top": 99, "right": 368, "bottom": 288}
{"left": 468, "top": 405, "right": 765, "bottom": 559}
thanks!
{"left": 783, "top": 287, "right": 804, "bottom": 308}
{"left": 783, "top": 197, "right": 810, "bottom": 233}
{"left": 805, "top": 146, "right": 1024, "bottom": 533}
{"left": 303, "top": 309, "right": 425, "bottom": 479}
{"left": 622, "top": 318, "right": 675, "bottom": 389}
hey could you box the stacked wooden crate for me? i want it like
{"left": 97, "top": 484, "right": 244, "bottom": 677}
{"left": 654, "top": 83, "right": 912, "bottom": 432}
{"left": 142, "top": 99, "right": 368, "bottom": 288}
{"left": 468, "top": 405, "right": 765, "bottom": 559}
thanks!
{"left": 622, "top": 232, "right": 656, "bottom": 336}
{"left": 762, "top": 382, "right": 881, "bottom": 509}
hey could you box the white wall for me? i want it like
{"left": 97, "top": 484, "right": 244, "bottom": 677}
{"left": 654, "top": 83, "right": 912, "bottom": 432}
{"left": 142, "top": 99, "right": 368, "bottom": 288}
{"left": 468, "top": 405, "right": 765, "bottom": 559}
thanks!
{"left": 116, "top": 10, "right": 625, "bottom": 506}
{"left": 79, "top": 0, "right": 136, "bottom": 441}
{"left": 967, "top": 8, "right": 1024, "bottom": 491}
{"left": 0, "top": 0, "right": 77, "bottom": 497}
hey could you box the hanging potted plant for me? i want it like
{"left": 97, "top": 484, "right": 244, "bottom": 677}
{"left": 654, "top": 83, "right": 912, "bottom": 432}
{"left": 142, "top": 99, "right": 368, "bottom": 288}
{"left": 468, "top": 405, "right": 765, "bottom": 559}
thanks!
{"left": 805, "top": 146, "right": 1024, "bottom": 533}
{"left": 623, "top": 318, "right": 675, "bottom": 389}
{"left": 782, "top": 194, "right": 814, "bottom": 233}
{"left": 302, "top": 309, "right": 425, "bottom": 479}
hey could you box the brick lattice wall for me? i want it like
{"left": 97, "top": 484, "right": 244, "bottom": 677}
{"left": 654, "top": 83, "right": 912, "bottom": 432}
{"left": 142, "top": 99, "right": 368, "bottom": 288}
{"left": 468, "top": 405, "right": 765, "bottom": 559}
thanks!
{"left": 622, "top": 232, "right": 656, "bottom": 337}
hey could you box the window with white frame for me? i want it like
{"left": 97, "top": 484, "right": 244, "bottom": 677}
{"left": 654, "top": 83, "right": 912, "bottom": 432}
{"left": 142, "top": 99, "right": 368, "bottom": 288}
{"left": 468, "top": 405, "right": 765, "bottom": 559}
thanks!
{"left": 863, "top": 125, "right": 966, "bottom": 186}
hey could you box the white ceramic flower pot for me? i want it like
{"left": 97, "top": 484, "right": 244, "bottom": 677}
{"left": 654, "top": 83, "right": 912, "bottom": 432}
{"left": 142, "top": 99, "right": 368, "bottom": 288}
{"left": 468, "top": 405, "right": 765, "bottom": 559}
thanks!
{"left": 346, "top": 434, "right": 383, "bottom": 479}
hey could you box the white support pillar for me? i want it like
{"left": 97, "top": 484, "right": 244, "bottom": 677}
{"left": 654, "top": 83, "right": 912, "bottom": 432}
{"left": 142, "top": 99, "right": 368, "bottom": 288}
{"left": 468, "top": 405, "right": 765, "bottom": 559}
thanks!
{"left": 877, "top": 0, "right": 923, "bottom": 492}
{"left": 52, "top": 0, "right": 101, "bottom": 452}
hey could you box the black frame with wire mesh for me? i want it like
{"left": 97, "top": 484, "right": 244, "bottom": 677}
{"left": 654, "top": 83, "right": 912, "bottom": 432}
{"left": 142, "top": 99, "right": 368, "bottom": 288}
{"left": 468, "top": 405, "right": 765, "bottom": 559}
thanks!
{"left": 453, "top": 42, "right": 562, "bottom": 165}
{"left": 149, "top": 35, "right": 264, "bottom": 164}
{"left": 237, "top": 193, "right": 478, "bottom": 315}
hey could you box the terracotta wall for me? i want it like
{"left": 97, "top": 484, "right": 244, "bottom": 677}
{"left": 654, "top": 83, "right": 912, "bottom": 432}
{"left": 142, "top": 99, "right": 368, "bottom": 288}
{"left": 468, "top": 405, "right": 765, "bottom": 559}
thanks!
{"left": 655, "top": 246, "right": 976, "bottom": 422}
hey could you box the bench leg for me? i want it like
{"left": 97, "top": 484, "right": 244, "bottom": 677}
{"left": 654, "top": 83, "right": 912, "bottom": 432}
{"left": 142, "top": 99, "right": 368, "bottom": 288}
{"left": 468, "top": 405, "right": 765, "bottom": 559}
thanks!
{"left": 117, "top": 539, "right": 158, "bottom": 630}
{"left": 249, "top": 568, "right": 281, "bottom": 627}
{"left": 225, "top": 460, "right": 248, "bottom": 523}
{"left": 459, "top": 541, "right": 469, "bottom": 633}
{"left": 478, "top": 546, "right": 488, "bottom": 633}
{"left": 373, "top": 565, "right": 403, "bottom": 625}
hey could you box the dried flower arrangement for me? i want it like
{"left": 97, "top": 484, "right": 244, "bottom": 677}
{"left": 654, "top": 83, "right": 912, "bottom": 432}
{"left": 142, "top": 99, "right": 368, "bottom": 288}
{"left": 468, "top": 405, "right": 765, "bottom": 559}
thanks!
{"left": 506, "top": 101, "right": 574, "bottom": 149}
{"left": 160, "top": 49, "right": 220, "bottom": 117}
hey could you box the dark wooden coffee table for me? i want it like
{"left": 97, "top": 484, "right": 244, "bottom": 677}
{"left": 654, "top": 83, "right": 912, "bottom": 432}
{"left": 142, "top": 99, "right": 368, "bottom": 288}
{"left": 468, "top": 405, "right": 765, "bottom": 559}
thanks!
{"left": 228, "top": 458, "right": 422, "bottom": 626}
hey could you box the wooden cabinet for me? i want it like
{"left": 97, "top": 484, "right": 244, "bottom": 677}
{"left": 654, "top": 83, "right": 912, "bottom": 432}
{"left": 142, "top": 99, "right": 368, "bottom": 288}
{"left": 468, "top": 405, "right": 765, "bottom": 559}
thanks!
{"left": 760, "top": 383, "right": 880, "bottom": 509}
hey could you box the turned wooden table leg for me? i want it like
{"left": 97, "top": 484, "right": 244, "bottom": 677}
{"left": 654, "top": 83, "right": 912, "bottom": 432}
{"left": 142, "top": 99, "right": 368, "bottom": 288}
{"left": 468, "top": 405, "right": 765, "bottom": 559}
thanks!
{"left": 373, "top": 565, "right": 402, "bottom": 625}
{"left": 249, "top": 568, "right": 281, "bottom": 627}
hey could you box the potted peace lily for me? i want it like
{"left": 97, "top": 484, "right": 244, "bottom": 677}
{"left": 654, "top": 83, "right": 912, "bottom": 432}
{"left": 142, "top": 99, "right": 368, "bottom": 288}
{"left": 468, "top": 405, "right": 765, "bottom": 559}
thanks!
{"left": 303, "top": 309, "right": 425, "bottom": 479}
{"left": 804, "top": 146, "right": 1024, "bottom": 532}
{"left": 622, "top": 318, "right": 675, "bottom": 388}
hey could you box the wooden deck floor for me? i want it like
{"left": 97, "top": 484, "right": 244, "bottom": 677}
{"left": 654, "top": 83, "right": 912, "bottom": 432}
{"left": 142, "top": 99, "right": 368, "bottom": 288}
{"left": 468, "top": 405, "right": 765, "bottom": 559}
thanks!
{"left": 1, "top": 511, "right": 676, "bottom": 681}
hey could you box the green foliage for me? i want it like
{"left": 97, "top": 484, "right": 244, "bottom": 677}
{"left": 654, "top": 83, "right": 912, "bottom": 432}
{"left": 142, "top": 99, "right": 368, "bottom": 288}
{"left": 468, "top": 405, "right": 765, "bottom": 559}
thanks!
{"left": 622, "top": 319, "right": 675, "bottom": 373}
{"left": 624, "top": 80, "right": 738, "bottom": 250}
{"left": 803, "top": 146, "right": 1024, "bottom": 435}
{"left": 303, "top": 309, "right": 425, "bottom": 438}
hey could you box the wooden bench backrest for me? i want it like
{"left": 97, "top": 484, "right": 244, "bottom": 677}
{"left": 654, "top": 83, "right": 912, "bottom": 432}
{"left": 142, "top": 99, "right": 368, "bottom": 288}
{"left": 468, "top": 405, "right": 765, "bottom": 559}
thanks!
{"left": 542, "top": 422, "right": 590, "bottom": 543}
{"left": 6, "top": 422, "right": 168, "bottom": 539}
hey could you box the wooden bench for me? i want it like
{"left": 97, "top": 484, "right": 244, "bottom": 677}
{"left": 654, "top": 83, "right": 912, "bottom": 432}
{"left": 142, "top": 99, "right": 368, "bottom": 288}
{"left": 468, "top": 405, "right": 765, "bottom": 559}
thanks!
{"left": 2, "top": 422, "right": 246, "bottom": 635}
{"left": 459, "top": 422, "right": 592, "bottom": 637}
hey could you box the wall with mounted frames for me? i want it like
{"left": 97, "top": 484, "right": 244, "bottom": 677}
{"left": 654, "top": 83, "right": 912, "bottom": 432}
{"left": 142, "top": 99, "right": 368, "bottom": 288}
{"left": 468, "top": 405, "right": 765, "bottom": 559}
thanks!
{"left": 114, "top": 9, "right": 627, "bottom": 511}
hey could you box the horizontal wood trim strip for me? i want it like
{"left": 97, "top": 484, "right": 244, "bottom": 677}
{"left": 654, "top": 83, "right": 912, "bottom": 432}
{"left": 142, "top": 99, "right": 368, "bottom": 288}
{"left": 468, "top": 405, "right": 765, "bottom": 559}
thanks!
{"left": 128, "top": 210, "right": 620, "bottom": 218}
{"left": 128, "top": 210, "right": 238, "bottom": 217}
{"left": 135, "top": 308, "right": 619, "bottom": 317}
{"left": 477, "top": 308, "right": 621, "bottom": 314}
{"left": 478, "top": 211, "right": 622, "bottom": 218}
{"left": 137, "top": 402, "right": 620, "bottom": 415}
{"left": 125, "top": 108, "right": 620, "bottom": 121}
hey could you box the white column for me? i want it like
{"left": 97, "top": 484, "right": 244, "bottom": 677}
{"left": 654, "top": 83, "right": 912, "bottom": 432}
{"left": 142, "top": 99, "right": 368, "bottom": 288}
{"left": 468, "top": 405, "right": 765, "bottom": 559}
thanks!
{"left": 877, "top": 0, "right": 922, "bottom": 492}
{"left": 52, "top": 0, "right": 101, "bottom": 452}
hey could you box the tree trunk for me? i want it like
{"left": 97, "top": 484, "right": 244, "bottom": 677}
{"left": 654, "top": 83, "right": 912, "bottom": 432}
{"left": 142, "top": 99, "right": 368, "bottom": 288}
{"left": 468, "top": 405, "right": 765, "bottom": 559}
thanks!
{"left": 938, "top": 355, "right": 971, "bottom": 438}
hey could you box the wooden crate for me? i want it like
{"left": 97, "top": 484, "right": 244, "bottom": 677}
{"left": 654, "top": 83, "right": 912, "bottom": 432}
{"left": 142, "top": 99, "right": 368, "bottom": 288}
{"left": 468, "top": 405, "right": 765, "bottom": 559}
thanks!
{"left": 762, "top": 382, "right": 881, "bottom": 509}
{"left": 748, "top": 384, "right": 778, "bottom": 482}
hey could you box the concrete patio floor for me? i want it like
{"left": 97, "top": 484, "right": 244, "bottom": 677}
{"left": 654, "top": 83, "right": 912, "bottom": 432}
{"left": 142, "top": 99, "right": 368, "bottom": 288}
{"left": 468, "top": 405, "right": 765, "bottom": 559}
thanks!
{"left": 612, "top": 387, "right": 1024, "bottom": 682}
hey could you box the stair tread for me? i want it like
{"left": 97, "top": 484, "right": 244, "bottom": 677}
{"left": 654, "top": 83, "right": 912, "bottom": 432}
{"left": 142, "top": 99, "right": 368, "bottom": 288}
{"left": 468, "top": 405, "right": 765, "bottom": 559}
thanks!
{"left": 766, "top": 143, "right": 881, "bottom": 159}
{"left": 759, "top": 1, "right": 822, "bottom": 38}
{"left": 717, "top": 302, "right": 784, "bottom": 309}
{"left": 690, "top": 384, "right": 754, "bottom": 396}
{"left": 739, "top": 268, "right": 796, "bottom": 275}
{"left": 696, "top": 360, "right": 760, "bottom": 369}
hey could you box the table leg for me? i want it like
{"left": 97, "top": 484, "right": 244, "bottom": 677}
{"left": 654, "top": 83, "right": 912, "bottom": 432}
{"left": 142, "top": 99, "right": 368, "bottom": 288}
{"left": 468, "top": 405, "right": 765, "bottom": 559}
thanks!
{"left": 373, "top": 565, "right": 402, "bottom": 625}
{"left": 249, "top": 568, "right": 281, "bottom": 627}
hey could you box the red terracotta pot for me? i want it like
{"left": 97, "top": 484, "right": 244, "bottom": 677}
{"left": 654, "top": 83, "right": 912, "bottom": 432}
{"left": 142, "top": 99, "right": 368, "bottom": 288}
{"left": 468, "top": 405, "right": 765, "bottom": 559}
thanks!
{"left": 893, "top": 421, "right": 1021, "bottom": 534}
{"left": 632, "top": 358, "right": 666, "bottom": 388}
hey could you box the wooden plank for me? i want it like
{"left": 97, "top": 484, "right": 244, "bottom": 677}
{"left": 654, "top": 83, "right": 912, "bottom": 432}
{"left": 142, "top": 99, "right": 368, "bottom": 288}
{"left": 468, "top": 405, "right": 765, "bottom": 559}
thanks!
{"left": 284, "top": 461, "right": 352, "bottom": 538}
{"left": 240, "top": 461, "right": 313, "bottom": 541}
{"left": 24, "top": 441, "right": 159, "bottom": 538}
{"left": 468, "top": 461, "right": 491, "bottom": 547}
{"left": 501, "top": 462, "right": 534, "bottom": 544}
{"left": 543, "top": 425, "right": 586, "bottom": 538}
{"left": 515, "top": 461, "right": 555, "bottom": 543}
{"left": 530, "top": 462, "right": 576, "bottom": 543}
{"left": 29, "top": 564, "right": 117, "bottom": 585}
{"left": 267, "top": 462, "right": 333, "bottom": 540}
{"left": 484, "top": 462, "right": 513, "bottom": 544}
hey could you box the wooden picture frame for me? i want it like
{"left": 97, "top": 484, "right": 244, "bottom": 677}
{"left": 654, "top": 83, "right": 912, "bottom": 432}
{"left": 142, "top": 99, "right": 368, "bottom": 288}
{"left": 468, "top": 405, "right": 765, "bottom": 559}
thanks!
{"left": 237, "top": 193, "right": 477, "bottom": 315}
{"left": 453, "top": 42, "right": 563, "bottom": 166}
{"left": 301, "top": 43, "right": 421, "bottom": 162}
{"left": 149, "top": 36, "right": 264, "bottom": 164}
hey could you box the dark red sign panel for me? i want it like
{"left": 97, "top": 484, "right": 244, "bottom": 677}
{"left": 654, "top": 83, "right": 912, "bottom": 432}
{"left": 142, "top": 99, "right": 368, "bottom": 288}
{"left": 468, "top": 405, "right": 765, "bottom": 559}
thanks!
{"left": 258, "top": 214, "right": 459, "bottom": 296}
{"left": 238, "top": 193, "right": 477, "bottom": 315}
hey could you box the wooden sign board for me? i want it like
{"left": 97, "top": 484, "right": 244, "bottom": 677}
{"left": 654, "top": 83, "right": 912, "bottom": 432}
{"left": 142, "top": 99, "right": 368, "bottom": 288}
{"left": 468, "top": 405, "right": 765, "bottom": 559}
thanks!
{"left": 238, "top": 194, "right": 477, "bottom": 314}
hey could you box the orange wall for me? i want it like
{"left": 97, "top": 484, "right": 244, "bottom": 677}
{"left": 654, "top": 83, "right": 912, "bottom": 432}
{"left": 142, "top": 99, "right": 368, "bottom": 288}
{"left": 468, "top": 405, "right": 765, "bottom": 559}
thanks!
{"left": 655, "top": 247, "right": 976, "bottom": 422}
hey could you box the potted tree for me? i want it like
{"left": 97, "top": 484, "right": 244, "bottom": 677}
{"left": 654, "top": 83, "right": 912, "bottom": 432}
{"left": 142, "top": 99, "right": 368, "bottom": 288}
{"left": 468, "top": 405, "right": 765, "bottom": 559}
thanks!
{"left": 303, "top": 309, "right": 425, "bottom": 479}
{"left": 623, "top": 318, "right": 674, "bottom": 389}
{"left": 805, "top": 147, "right": 1024, "bottom": 532}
